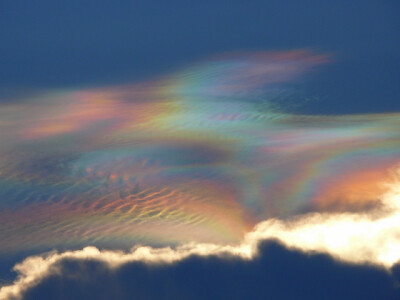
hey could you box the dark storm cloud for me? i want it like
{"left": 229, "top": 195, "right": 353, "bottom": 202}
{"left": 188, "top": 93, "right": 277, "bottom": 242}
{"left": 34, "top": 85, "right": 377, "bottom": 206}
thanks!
{"left": 19, "top": 241, "right": 400, "bottom": 300}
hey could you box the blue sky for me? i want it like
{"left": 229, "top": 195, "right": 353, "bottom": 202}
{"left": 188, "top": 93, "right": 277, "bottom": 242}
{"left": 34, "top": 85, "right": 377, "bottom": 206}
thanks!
{"left": 1, "top": 1, "right": 399, "bottom": 114}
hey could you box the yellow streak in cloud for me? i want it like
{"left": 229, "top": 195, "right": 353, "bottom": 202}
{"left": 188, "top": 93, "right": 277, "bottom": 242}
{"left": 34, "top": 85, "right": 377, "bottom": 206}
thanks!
{"left": 1, "top": 169, "right": 400, "bottom": 300}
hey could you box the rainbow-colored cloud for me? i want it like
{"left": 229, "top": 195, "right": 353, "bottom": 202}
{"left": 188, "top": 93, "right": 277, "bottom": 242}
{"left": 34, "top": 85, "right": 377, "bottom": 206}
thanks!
{"left": 1, "top": 50, "right": 399, "bottom": 255}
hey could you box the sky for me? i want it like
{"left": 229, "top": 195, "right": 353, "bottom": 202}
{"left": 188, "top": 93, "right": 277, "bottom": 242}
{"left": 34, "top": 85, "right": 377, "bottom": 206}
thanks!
{"left": 0, "top": 1, "right": 400, "bottom": 299}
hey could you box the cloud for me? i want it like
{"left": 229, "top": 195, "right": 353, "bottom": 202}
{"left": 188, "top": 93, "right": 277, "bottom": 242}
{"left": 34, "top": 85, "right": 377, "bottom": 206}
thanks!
{"left": 249, "top": 171, "right": 400, "bottom": 267}
{"left": 1, "top": 171, "right": 400, "bottom": 300}
{"left": 1, "top": 51, "right": 400, "bottom": 254}
{"left": 2, "top": 242, "right": 400, "bottom": 300}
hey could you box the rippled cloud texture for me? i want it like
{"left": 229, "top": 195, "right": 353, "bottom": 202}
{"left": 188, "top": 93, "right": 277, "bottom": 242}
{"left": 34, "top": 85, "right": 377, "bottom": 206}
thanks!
{"left": 1, "top": 50, "right": 400, "bottom": 299}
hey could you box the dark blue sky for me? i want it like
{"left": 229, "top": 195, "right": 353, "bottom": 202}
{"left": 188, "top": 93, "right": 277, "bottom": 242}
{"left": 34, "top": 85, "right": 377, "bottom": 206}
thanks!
{"left": 1, "top": 1, "right": 399, "bottom": 113}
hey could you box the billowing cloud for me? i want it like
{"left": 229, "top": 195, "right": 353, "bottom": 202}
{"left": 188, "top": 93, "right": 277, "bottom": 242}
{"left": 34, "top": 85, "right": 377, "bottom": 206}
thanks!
{"left": 5, "top": 242, "right": 400, "bottom": 300}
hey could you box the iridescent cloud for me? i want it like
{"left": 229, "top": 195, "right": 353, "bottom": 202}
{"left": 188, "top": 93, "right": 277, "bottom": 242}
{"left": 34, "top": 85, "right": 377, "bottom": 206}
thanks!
{"left": 0, "top": 50, "right": 399, "bottom": 255}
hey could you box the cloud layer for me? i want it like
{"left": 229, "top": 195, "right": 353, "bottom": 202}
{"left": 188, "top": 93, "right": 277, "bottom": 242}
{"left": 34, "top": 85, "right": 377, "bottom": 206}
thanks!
{"left": 1, "top": 51, "right": 399, "bottom": 253}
